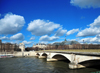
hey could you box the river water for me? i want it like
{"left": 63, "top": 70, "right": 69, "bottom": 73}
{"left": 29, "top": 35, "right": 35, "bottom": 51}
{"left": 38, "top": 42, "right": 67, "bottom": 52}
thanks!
{"left": 0, "top": 57, "right": 100, "bottom": 73}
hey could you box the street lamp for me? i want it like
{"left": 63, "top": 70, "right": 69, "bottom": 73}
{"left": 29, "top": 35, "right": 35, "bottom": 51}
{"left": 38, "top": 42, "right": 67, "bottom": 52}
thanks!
{"left": 83, "top": 40, "right": 84, "bottom": 44}
{"left": 83, "top": 40, "right": 84, "bottom": 49}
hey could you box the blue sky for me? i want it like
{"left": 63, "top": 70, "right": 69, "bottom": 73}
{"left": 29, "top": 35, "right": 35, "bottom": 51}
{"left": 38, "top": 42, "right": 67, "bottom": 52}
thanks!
{"left": 0, "top": 0, "right": 100, "bottom": 47}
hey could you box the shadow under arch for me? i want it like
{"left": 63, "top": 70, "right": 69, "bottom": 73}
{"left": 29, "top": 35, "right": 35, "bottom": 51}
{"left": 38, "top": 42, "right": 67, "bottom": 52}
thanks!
{"left": 52, "top": 54, "right": 70, "bottom": 63}
{"left": 79, "top": 59, "right": 100, "bottom": 70}
{"left": 36, "top": 53, "right": 40, "bottom": 56}
{"left": 42, "top": 53, "right": 48, "bottom": 56}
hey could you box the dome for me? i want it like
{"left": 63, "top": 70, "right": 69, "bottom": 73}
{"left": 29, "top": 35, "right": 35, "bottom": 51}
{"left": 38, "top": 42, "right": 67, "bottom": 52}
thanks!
{"left": 52, "top": 39, "right": 80, "bottom": 45}
{"left": 61, "top": 40, "right": 80, "bottom": 45}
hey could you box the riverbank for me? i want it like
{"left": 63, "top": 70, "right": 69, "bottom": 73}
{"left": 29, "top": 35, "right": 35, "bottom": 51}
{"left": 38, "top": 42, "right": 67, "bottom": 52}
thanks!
{"left": 0, "top": 51, "right": 36, "bottom": 57}
{"left": 37, "top": 49, "right": 100, "bottom": 52}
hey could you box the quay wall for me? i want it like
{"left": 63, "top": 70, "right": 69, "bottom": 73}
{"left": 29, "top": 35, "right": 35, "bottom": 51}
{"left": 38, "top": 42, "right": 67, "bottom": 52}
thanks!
{"left": 0, "top": 51, "right": 36, "bottom": 57}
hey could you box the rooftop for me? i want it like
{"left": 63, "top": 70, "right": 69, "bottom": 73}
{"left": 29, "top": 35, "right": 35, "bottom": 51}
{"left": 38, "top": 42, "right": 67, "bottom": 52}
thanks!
{"left": 53, "top": 38, "right": 80, "bottom": 45}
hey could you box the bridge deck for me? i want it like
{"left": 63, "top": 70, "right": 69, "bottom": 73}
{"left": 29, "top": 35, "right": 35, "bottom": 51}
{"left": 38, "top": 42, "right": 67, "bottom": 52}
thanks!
{"left": 36, "top": 51, "right": 100, "bottom": 57}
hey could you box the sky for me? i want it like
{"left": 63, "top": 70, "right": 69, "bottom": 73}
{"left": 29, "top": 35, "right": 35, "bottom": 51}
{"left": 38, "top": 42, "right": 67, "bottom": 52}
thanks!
{"left": 0, "top": 0, "right": 100, "bottom": 47}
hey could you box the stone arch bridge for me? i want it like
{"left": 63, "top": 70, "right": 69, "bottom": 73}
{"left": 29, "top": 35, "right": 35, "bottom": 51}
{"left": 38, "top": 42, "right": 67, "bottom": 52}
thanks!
{"left": 36, "top": 52, "right": 100, "bottom": 69}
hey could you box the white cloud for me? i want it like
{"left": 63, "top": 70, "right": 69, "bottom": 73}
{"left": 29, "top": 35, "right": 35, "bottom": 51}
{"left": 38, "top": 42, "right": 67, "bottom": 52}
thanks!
{"left": 79, "top": 38, "right": 93, "bottom": 43}
{"left": 27, "top": 35, "right": 30, "bottom": 37}
{"left": 78, "top": 34, "right": 100, "bottom": 44}
{"left": 77, "top": 27, "right": 100, "bottom": 37}
{"left": 55, "top": 28, "right": 67, "bottom": 36}
{"left": 0, "top": 36, "right": 9, "bottom": 40}
{"left": 10, "top": 41, "right": 20, "bottom": 44}
{"left": 2, "top": 41, "right": 7, "bottom": 43}
{"left": 77, "top": 16, "right": 100, "bottom": 37}
{"left": 96, "top": 34, "right": 100, "bottom": 38}
{"left": 70, "top": 0, "right": 100, "bottom": 8}
{"left": 27, "top": 19, "right": 60, "bottom": 36}
{"left": 22, "top": 41, "right": 33, "bottom": 45}
{"left": 30, "top": 36, "right": 35, "bottom": 40}
{"left": 66, "top": 29, "right": 79, "bottom": 35}
{"left": 81, "top": 16, "right": 85, "bottom": 19}
{"left": 10, "top": 33, "right": 24, "bottom": 41}
{"left": 39, "top": 35, "right": 59, "bottom": 42}
{"left": 39, "top": 41, "right": 48, "bottom": 44}
{"left": 0, "top": 13, "right": 25, "bottom": 35}
{"left": 67, "top": 39, "right": 76, "bottom": 41}
{"left": 89, "top": 16, "right": 100, "bottom": 28}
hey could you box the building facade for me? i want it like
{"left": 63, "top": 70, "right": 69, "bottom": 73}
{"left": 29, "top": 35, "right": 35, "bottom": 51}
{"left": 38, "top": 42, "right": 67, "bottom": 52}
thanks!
{"left": 45, "top": 39, "right": 100, "bottom": 50}
{"left": 19, "top": 43, "right": 25, "bottom": 51}
{"left": 33, "top": 43, "right": 47, "bottom": 49}
{"left": 0, "top": 40, "right": 20, "bottom": 52}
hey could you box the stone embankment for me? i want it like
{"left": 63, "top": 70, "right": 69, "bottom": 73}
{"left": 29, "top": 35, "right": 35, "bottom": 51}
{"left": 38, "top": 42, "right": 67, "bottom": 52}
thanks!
{"left": 0, "top": 51, "right": 36, "bottom": 57}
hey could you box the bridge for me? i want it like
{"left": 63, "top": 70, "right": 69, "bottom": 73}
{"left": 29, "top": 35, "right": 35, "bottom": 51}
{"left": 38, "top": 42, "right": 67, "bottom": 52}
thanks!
{"left": 36, "top": 51, "right": 100, "bottom": 69}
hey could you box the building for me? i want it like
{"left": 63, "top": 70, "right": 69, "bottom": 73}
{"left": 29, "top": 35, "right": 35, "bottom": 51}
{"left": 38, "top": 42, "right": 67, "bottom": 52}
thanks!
{"left": 33, "top": 43, "right": 47, "bottom": 49}
{"left": 47, "top": 38, "right": 100, "bottom": 49}
{"left": 19, "top": 43, "right": 25, "bottom": 51}
{"left": 0, "top": 40, "right": 20, "bottom": 52}
{"left": 53, "top": 39, "right": 80, "bottom": 46}
{"left": 45, "top": 38, "right": 80, "bottom": 50}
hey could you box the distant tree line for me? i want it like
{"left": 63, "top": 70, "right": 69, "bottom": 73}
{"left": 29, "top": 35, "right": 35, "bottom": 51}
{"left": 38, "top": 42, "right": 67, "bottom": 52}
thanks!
{"left": 25, "top": 44, "right": 100, "bottom": 51}
{"left": 25, "top": 47, "right": 43, "bottom": 51}
{"left": 46, "top": 44, "right": 100, "bottom": 50}
{"left": 0, "top": 43, "right": 21, "bottom": 52}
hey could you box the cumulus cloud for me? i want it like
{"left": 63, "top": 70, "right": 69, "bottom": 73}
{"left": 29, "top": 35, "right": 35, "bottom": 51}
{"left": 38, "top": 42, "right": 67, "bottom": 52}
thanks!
{"left": 78, "top": 35, "right": 100, "bottom": 44}
{"left": 27, "top": 19, "right": 60, "bottom": 36}
{"left": 30, "top": 36, "right": 35, "bottom": 40}
{"left": 77, "top": 27, "right": 100, "bottom": 37}
{"left": 22, "top": 41, "right": 33, "bottom": 45}
{"left": 39, "top": 35, "right": 59, "bottom": 42}
{"left": 96, "top": 34, "right": 100, "bottom": 38}
{"left": 0, "top": 36, "right": 9, "bottom": 40}
{"left": 70, "top": 0, "right": 100, "bottom": 8}
{"left": 10, "top": 41, "right": 20, "bottom": 44}
{"left": 0, "top": 33, "right": 24, "bottom": 41}
{"left": 0, "top": 13, "right": 25, "bottom": 35}
{"left": 66, "top": 29, "right": 79, "bottom": 35}
{"left": 55, "top": 28, "right": 67, "bottom": 36}
{"left": 77, "top": 16, "right": 100, "bottom": 37}
{"left": 89, "top": 16, "right": 100, "bottom": 28}
{"left": 79, "top": 38, "right": 93, "bottom": 43}
{"left": 67, "top": 39, "right": 76, "bottom": 41}
{"left": 10, "top": 33, "right": 24, "bottom": 41}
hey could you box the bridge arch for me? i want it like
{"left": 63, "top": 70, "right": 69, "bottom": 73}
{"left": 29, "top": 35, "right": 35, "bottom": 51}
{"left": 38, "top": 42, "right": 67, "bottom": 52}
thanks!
{"left": 36, "top": 53, "right": 40, "bottom": 56}
{"left": 79, "top": 59, "right": 100, "bottom": 68}
{"left": 42, "top": 53, "right": 48, "bottom": 56}
{"left": 52, "top": 54, "right": 70, "bottom": 63}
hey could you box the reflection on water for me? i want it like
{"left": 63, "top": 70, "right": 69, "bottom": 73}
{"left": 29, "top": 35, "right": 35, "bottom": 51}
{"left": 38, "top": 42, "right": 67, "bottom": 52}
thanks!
{"left": 0, "top": 57, "right": 100, "bottom": 73}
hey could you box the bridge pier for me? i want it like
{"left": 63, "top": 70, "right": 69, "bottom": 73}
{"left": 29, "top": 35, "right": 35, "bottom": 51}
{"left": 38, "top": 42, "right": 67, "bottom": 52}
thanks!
{"left": 36, "top": 53, "right": 47, "bottom": 59}
{"left": 69, "top": 54, "right": 85, "bottom": 69}
{"left": 35, "top": 55, "right": 39, "bottom": 57}
{"left": 38, "top": 56, "right": 47, "bottom": 59}
{"left": 46, "top": 53, "right": 58, "bottom": 61}
{"left": 47, "top": 58, "right": 58, "bottom": 61}
{"left": 69, "top": 63, "right": 85, "bottom": 69}
{"left": 35, "top": 53, "right": 40, "bottom": 57}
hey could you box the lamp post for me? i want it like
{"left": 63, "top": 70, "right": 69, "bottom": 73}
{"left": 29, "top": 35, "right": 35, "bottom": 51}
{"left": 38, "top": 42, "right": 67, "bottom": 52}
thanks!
{"left": 4, "top": 44, "right": 6, "bottom": 55}
{"left": 83, "top": 40, "right": 84, "bottom": 49}
{"left": 83, "top": 40, "right": 84, "bottom": 44}
{"left": 1, "top": 43, "right": 2, "bottom": 53}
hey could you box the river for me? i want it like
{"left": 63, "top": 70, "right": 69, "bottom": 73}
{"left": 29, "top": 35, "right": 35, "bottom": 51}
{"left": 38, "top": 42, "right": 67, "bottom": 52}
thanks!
{"left": 0, "top": 57, "right": 100, "bottom": 73}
